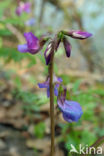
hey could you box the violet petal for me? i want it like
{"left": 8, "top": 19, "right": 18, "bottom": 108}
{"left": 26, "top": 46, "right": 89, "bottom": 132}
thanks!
{"left": 54, "top": 84, "right": 59, "bottom": 96}
{"left": 38, "top": 82, "right": 48, "bottom": 88}
{"left": 18, "top": 44, "right": 28, "bottom": 53}
{"left": 57, "top": 77, "right": 63, "bottom": 83}
{"left": 25, "top": 18, "right": 35, "bottom": 26}
{"left": 47, "top": 87, "right": 50, "bottom": 98}
{"left": 16, "top": 7, "right": 23, "bottom": 16}
{"left": 23, "top": 2, "right": 31, "bottom": 13}
{"left": 57, "top": 89, "right": 83, "bottom": 122}
{"left": 24, "top": 32, "right": 39, "bottom": 49}
{"left": 62, "top": 101, "right": 83, "bottom": 122}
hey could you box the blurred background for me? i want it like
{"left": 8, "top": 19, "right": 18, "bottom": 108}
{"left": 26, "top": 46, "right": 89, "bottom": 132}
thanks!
{"left": 0, "top": 0, "right": 104, "bottom": 156}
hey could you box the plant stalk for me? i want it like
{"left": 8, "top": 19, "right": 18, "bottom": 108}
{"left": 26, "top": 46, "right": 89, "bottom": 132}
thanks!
{"left": 49, "top": 43, "right": 55, "bottom": 156}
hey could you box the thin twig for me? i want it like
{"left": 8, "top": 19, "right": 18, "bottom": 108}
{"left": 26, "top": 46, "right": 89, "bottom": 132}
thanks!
{"left": 6, "top": 23, "right": 25, "bottom": 43}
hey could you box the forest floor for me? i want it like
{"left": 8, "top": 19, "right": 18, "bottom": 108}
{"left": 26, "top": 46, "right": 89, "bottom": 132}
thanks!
{"left": 0, "top": 55, "right": 104, "bottom": 156}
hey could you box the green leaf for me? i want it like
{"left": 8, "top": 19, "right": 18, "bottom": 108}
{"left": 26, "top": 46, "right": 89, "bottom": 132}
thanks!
{"left": 0, "top": 29, "right": 12, "bottom": 36}
{"left": 34, "top": 122, "right": 46, "bottom": 138}
{"left": 72, "top": 80, "right": 81, "bottom": 93}
{"left": 27, "top": 54, "right": 36, "bottom": 67}
{"left": 60, "top": 74, "right": 70, "bottom": 85}
{"left": 14, "top": 76, "right": 22, "bottom": 89}
{"left": 0, "top": 47, "right": 25, "bottom": 62}
{"left": 0, "top": 18, "right": 24, "bottom": 26}
{"left": 0, "top": 37, "right": 3, "bottom": 48}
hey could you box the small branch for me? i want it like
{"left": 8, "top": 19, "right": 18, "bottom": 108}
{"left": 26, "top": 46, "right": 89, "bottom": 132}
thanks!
{"left": 2, "top": 16, "right": 25, "bottom": 43}
{"left": 6, "top": 23, "right": 25, "bottom": 43}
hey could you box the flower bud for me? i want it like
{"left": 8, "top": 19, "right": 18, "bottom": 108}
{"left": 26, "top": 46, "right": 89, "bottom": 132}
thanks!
{"left": 63, "top": 30, "right": 92, "bottom": 40}
{"left": 63, "top": 37, "right": 71, "bottom": 57}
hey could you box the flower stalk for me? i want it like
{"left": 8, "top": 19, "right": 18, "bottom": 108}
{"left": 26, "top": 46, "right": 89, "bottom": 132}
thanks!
{"left": 49, "top": 42, "right": 55, "bottom": 156}
{"left": 17, "top": 30, "right": 92, "bottom": 155}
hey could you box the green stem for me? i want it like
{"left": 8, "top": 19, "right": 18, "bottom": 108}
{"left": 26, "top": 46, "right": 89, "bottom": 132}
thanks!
{"left": 49, "top": 43, "right": 55, "bottom": 156}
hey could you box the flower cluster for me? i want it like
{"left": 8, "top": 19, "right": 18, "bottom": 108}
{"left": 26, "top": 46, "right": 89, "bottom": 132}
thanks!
{"left": 38, "top": 77, "right": 83, "bottom": 122}
{"left": 18, "top": 30, "right": 92, "bottom": 65}
{"left": 16, "top": 2, "right": 31, "bottom": 16}
{"left": 18, "top": 30, "right": 92, "bottom": 123}
{"left": 55, "top": 30, "right": 92, "bottom": 60}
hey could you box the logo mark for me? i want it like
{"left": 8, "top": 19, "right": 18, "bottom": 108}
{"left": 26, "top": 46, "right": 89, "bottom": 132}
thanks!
{"left": 70, "top": 144, "right": 102, "bottom": 155}
{"left": 70, "top": 144, "right": 79, "bottom": 153}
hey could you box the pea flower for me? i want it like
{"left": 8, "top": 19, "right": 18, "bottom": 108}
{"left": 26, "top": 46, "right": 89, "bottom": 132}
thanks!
{"left": 57, "top": 88, "right": 83, "bottom": 122}
{"left": 16, "top": 2, "right": 31, "bottom": 16}
{"left": 38, "top": 75, "right": 62, "bottom": 97}
{"left": 18, "top": 32, "right": 46, "bottom": 54}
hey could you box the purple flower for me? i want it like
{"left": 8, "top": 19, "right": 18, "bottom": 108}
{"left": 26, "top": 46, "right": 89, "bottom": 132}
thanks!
{"left": 63, "top": 37, "right": 71, "bottom": 57}
{"left": 18, "top": 32, "right": 42, "bottom": 54}
{"left": 64, "top": 30, "right": 92, "bottom": 40}
{"left": 23, "top": 2, "right": 31, "bottom": 13}
{"left": 16, "top": 6, "right": 23, "bottom": 16}
{"left": 25, "top": 18, "right": 36, "bottom": 26}
{"left": 57, "top": 89, "right": 83, "bottom": 122}
{"left": 38, "top": 75, "right": 62, "bottom": 97}
{"left": 16, "top": 2, "right": 31, "bottom": 16}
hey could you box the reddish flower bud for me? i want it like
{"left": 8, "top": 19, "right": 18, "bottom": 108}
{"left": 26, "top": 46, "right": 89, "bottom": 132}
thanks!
{"left": 63, "top": 37, "right": 71, "bottom": 57}
{"left": 63, "top": 30, "right": 92, "bottom": 40}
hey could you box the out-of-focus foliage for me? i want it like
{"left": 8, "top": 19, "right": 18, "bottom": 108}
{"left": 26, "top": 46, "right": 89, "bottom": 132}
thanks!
{"left": 0, "top": 1, "right": 37, "bottom": 66}
{"left": 34, "top": 122, "right": 46, "bottom": 138}
{"left": 13, "top": 89, "right": 49, "bottom": 113}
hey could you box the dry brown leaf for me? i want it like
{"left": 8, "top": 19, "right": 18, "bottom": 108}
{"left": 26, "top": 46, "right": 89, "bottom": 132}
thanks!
{"left": 0, "top": 131, "right": 10, "bottom": 138}
{"left": 44, "top": 118, "right": 50, "bottom": 134}
{"left": 55, "top": 146, "right": 64, "bottom": 156}
{"left": 0, "top": 102, "right": 28, "bottom": 129}
{"left": 26, "top": 138, "right": 50, "bottom": 150}
{"left": 40, "top": 103, "right": 50, "bottom": 112}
